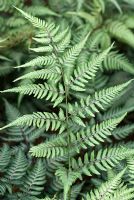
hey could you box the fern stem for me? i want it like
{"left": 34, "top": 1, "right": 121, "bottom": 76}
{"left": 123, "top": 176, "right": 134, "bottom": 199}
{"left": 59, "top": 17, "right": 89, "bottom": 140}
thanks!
{"left": 46, "top": 29, "right": 71, "bottom": 200}
{"left": 20, "top": 127, "right": 30, "bottom": 152}
{"left": 65, "top": 84, "right": 72, "bottom": 200}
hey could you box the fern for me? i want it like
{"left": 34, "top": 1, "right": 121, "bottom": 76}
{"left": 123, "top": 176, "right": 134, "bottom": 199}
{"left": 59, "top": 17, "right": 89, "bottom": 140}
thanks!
{"left": 106, "top": 186, "right": 134, "bottom": 200}
{"left": 70, "top": 46, "right": 112, "bottom": 91}
{"left": 20, "top": 159, "right": 46, "bottom": 196}
{"left": 2, "top": 100, "right": 45, "bottom": 143}
{"left": 0, "top": 109, "right": 66, "bottom": 134}
{"left": 0, "top": 144, "right": 10, "bottom": 172}
{"left": 56, "top": 167, "right": 80, "bottom": 200}
{"left": 14, "top": 7, "right": 55, "bottom": 30}
{"left": 107, "top": 20, "right": 134, "bottom": 48}
{"left": 5, "top": 149, "right": 28, "bottom": 183}
{"left": 126, "top": 156, "right": 134, "bottom": 184}
{"left": 2, "top": 83, "right": 65, "bottom": 107}
{"left": 1, "top": 4, "right": 134, "bottom": 200}
{"left": 103, "top": 51, "right": 134, "bottom": 74}
{"left": 71, "top": 145, "right": 134, "bottom": 176}
{"left": 84, "top": 169, "right": 126, "bottom": 200}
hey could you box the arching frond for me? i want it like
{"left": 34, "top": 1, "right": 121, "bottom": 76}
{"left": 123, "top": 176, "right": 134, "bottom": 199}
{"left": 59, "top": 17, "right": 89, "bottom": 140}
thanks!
{"left": 15, "top": 7, "right": 55, "bottom": 31}
{"left": 15, "top": 55, "right": 56, "bottom": 68}
{"left": 71, "top": 145, "right": 134, "bottom": 176}
{"left": 103, "top": 51, "right": 134, "bottom": 74}
{"left": 30, "top": 134, "right": 67, "bottom": 158}
{"left": 70, "top": 80, "right": 131, "bottom": 118}
{"left": 70, "top": 45, "right": 112, "bottom": 91}
{"left": 0, "top": 109, "right": 66, "bottom": 134}
{"left": 2, "top": 83, "right": 65, "bottom": 107}
{"left": 71, "top": 114, "right": 126, "bottom": 149}
{"left": 84, "top": 169, "right": 126, "bottom": 200}
{"left": 108, "top": 20, "right": 134, "bottom": 48}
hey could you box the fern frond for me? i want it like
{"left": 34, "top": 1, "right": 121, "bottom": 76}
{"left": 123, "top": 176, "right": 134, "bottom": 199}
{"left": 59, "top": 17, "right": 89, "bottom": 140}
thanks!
{"left": 70, "top": 45, "right": 112, "bottom": 91}
{"left": 56, "top": 167, "right": 80, "bottom": 200}
{"left": 21, "top": 159, "right": 46, "bottom": 196}
{"left": 3, "top": 100, "right": 45, "bottom": 142}
{"left": 56, "top": 29, "right": 71, "bottom": 53}
{"left": 71, "top": 114, "right": 126, "bottom": 149}
{"left": 25, "top": 5, "right": 58, "bottom": 17}
{"left": 14, "top": 68, "right": 60, "bottom": 83}
{"left": 103, "top": 51, "right": 134, "bottom": 74}
{"left": 15, "top": 55, "right": 56, "bottom": 68}
{"left": 71, "top": 145, "right": 134, "bottom": 176}
{"left": 127, "top": 156, "right": 134, "bottom": 184}
{"left": 84, "top": 169, "right": 126, "bottom": 200}
{"left": 61, "top": 32, "right": 90, "bottom": 84}
{"left": 30, "top": 45, "right": 53, "bottom": 53}
{"left": 0, "top": 0, "right": 23, "bottom": 12}
{"left": 87, "top": 30, "right": 104, "bottom": 50}
{"left": 30, "top": 134, "right": 67, "bottom": 158}
{"left": 2, "top": 83, "right": 65, "bottom": 107}
{"left": 5, "top": 149, "right": 28, "bottom": 182}
{"left": 106, "top": 186, "right": 134, "bottom": 200}
{"left": 15, "top": 7, "right": 55, "bottom": 31}
{"left": 7, "top": 17, "right": 26, "bottom": 28}
{"left": 71, "top": 80, "right": 131, "bottom": 118}
{"left": 108, "top": 20, "right": 134, "bottom": 48}
{"left": 102, "top": 104, "right": 134, "bottom": 121}
{"left": 0, "top": 178, "right": 11, "bottom": 196}
{"left": 0, "top": 109, "right": 66, "bottom": 134}
{"left": 122, "top": 14, "right": 134, "bottom": 29}
{"left": 113, "top": 124, "right": 134, "bottom": 140}
{"left": 0, "top": 144, "right": 10, "bottom": 172}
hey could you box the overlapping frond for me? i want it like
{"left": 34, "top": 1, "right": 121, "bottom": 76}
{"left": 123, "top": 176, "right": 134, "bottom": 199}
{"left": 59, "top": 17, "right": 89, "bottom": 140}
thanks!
{"left": 70, "top": 80, "right": 131, "bottom": 118}
{"left": 30, "top": 134, "right": 67, "bottom": 158}
{"left": 103, "top": 51, "right": 134, "bottom": 74}
{"left": 0, "top": 144, "right": 10, "bottom": 172}
{"left": 108, "top": 20, "right": 134, "bottom": 48}
{"left": 106, "top": 186, "right": 134, "bottom": 200}
{"left": 21, "top": 159, "right": 46, "bottom": 196}
{"left": 71, "top": 145, "right": 134, "bottom": 177}
{"left": 70, "top": 46, "right": 112, "bottom": 91}
{"left": 84, "top": 169, "right": 126, "bottom": 200}
{"left": 70, "top": 114, "right": 126, "bottom": 149}
{"left": 3, "top": 100, "right": 45, "bottom": 142}
{"left": 56, "top": 167, "right": 80, "bottom": 200}
{"left": 5, "top": 149, "right": 28, "bottom": 182}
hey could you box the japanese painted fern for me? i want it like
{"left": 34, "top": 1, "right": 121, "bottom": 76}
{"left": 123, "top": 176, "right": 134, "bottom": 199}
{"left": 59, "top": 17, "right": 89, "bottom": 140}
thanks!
{"left": 1, "top": 7, "right": 134, "bottom": 200}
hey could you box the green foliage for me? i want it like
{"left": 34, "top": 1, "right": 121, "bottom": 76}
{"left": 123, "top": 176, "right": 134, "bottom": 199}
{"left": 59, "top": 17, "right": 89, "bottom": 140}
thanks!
{"left": 1, "top": 1, "right": 134, "bottom": 200}
{"left": 83, "top": 169, "right": 127, "bottom": 200}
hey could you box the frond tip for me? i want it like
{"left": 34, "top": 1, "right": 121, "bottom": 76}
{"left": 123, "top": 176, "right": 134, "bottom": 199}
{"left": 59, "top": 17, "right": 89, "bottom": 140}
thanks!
{"left": 14, "top": 6, "right": 55, "bottom": 30}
